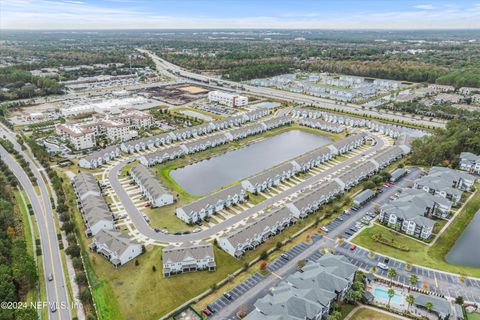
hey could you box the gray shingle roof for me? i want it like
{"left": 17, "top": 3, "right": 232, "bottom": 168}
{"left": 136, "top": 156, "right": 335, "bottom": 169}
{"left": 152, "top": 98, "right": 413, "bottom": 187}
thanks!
{"left": 162, "top": 241, "right": 214, "bottom": 264}
{"left": 245, "top": 253, "right": 357, "bottom": 320}
{"left": 353, "top": 189, "right": 375, "bottom": 204}
{"left": 94, "top": 229, "right": 140, "bottom": 257}
{"left": 222, "top": 207, "right": 293, "bottom": 248}
{"left": 130, "top": 163, "right": 170, "bottom": 200}
{"left": 179, "top": 184, "right": 244, "bottom": 216}
{"left": 73, "top": 173, "right": 100, "bottom": 198}
{"left": 412, "top": 293, "right": 451, "bottom": 318}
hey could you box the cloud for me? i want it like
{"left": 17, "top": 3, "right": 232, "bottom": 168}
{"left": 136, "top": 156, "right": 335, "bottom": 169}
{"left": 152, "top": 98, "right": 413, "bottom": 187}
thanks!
{"left": 1, "top": 0, "right": 480, "bottom": 30}
{"left": 413, "top": 4, "right": 437, "bottom": 10}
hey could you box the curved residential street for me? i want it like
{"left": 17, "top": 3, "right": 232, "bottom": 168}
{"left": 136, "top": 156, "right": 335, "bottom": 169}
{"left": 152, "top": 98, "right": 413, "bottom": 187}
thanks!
{"left": 105, "top": 133, "right": 386, "bottom": 243}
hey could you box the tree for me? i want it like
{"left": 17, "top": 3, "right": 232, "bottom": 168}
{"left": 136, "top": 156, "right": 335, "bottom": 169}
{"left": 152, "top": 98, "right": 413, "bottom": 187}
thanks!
{"left": 260, "top": 251, "right": 268, "bottom": 260}
{"left": 345, "top": 289, "right": 362, "bottom": 304}
{"left": 79, "top": 288, "right": 92, "bottom": 304}
{"left": 388, "top": 267, "right": 397, "bottom": 284}
{"left": 75, "top": 272, "right": 87, "bottom": 285}
{"left": 297, "top": 259, "right": 306, "bottom": 270}
{"left": 455, "top": 296, "right": 464, "bottom": 305}
{"left": 409, "top": 274, "right": 418, "bottom": 287}
{"left": 260, "top": 261, "right": 268, "bottom": 272}
{"left": 425, "top": 301, "right": 434, "bottom": 313}
{"left": 326, "top": 311, "right": 342, "bottom": 320}
{"left": 406, "top": 294, "right": 415, "bottom": 312}
{"left": 387, "top": 288, "right": 395, "bottom": 308}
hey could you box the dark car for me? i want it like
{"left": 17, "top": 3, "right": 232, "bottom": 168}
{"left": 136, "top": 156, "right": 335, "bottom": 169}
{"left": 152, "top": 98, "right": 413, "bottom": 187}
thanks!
{"left": 206, "top": 305, "right": 216, "bottom": 313}
{"left": 281, "top": 253, "right": 290, "bottom": 260}
{"left": 154, "top": 227, "right": 161, "bottom": 233}
{"left": 384, "top": 257, "right": 390, "bottom": 264}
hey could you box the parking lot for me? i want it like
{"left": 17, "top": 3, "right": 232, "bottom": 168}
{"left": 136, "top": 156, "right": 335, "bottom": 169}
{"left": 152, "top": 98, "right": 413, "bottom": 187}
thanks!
{"left": 337, "top": 241, "right": 480, "bottom": 304}
{"left": 207, "top": 234, "right": 324, "bottom": 316}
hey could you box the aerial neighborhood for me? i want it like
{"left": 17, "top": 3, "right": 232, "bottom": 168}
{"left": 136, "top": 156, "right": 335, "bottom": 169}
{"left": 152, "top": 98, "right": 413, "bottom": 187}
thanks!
{"left": 1, "top": 14, "right": 480, "bottom": 320}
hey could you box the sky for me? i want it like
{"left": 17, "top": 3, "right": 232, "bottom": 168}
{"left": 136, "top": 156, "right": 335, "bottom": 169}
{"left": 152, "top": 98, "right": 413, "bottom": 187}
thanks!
{"left": 1, "top": 0, "right": 480, "bottom": 30}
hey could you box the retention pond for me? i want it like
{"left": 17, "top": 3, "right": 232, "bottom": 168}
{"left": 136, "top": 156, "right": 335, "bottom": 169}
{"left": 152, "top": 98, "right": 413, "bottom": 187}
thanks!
{"left": 170, "top": 129, "right": 332, "bottom": 196}
{"left": 446, "top": 209, "right": 480, "bottom": 268}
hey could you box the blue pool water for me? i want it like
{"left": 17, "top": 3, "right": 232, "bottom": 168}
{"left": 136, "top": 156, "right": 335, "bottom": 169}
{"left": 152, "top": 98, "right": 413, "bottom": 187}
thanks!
{"left": 373, "top": 288, "right": 403, "bottom": 304}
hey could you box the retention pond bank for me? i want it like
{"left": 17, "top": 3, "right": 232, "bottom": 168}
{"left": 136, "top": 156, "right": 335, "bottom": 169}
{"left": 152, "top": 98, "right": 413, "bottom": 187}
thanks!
{"left": 170, "top": 129, "right": 331, "bottom": 195}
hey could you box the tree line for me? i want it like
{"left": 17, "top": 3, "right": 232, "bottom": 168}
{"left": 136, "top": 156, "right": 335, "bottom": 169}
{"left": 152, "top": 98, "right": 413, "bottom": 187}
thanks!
{"left": 409, "top": 119, "right": 480, "bottom": 167}
{"left": 0, "top": 159, "right": 38, "bottom": 320}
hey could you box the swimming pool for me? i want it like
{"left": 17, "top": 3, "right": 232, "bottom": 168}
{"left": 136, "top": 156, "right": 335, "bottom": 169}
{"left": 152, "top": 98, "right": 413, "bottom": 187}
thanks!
{"left": 373, "top": 288, "right": 403, "bottom": 304}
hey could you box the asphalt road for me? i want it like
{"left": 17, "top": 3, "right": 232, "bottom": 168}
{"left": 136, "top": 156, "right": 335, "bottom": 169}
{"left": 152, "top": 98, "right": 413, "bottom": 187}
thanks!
{"left": 210, "top": 168, "right": 421, "bottom": 319}
{"left": 139, "top": 49, "right": 445, "bottom": 129}
{"left": 0, "top": 127, "right": 71, "bottom": 320}
{"left": 107, "top": 133, "right": 385, "bottom": 243}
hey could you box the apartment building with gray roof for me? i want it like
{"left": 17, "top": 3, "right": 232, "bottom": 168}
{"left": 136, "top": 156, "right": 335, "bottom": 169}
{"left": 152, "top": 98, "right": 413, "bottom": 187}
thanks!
{"left": 91, "top": 229, "right": 142, "bottom": 268}
{"left": 245, "top": 254, "right": 357, "bottom": 320}
{"left": 130, "top": 163, "right": 174, "bottom": 207}
{"left": 176, "top": 184, "right": 247, "bottom": 223}
{"left": 72, "top": 172, "right": 115, "bottom": 237}
{"left": 162, "top": 241, "right": 216, "bottom": 277}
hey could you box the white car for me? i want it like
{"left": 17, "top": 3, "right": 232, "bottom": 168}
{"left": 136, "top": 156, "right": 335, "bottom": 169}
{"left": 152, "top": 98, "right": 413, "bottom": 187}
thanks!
{"left": 321, "top": 226, "right": 329, "bottom": 232}
{"left": 377, "top": 262, "right": 388, "bottom": 270}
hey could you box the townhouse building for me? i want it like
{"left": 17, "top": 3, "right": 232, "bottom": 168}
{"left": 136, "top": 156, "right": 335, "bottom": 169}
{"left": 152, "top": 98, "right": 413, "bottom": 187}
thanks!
{"left": 459, "top": 152, "right": 480, "bottom": 175}
{"left": 428, "top": 84, "right": 455, "bottom": 93}
{"left": 72, "top": 173, "right": 115, "bottom": 236}
{"left": 78, "top": 145, "right": 121, "bottom": 169}
{"left": 162, "top": 241, "right": 216, "bottom": 277}
{"left": 241, "top": 162, "right": 298, "bottom": 194}
{"left": 335, "top": 161, "right": 377, "bottom": 190}
{"left": 329, "top": 133, "right": 366, "bottom": 155}
{"left": 286, "top": 181, "right": 343, "bottom": 219}
{"left": 130, "top": 163, "right": 174, "bottom": 207}
{"left": 219, "top": 207, "right": 295, "bottom": 258}
{"left": 245, "top": 254, "right": 357, "bottom": 320}
{"left": 297, "top": 118, "right": 345, "bottom": 133}
{"left": 91, "top": 229, "right": 142, "bottom": 268}
{"left": 292, "top": 147, "right": 334, "bottom": 173}
{"left": 176, "top": 184, "right": 247, "bottom": 223}
{"left": 413, "top": 167, "right": 476, "bottom": 204}
{"left": 179, "top": 132, "right": 229, "bottom": 154}
{"left": 139, "top": 145, "right": 185, "bottom": 166}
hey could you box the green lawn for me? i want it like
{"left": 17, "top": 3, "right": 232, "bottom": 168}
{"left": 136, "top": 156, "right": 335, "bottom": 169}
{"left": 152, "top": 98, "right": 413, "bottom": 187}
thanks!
{"left": 468, "top": 312, "right": 480, "bottom": 320}
{"left": 172, "top": 107, "right": 224, "bottom": 120}
{"left": 349, "top": 307, "right": 402, "bottom": 320}
{"left": 145, "top": 204, "right": 195, "bottom": 232}
{"left": 352, "top": 186, "right": 480, "bottom": 277}
{"left": 88, "top": 246, "right": 240, "bottom": 320}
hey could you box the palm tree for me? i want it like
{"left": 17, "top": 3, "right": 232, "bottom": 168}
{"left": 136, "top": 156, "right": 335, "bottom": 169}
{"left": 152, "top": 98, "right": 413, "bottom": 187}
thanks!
{"left": 425, "top": 301, "right": 434, "bottom": 313}
{"left": 406, "top": 294, "right": 415, "bottom": 312}
{"left": 387, "top": 287, "right": 395, "bottom": 308}
{"left": 409, "top": 274, "right": 418, "bottom": 287}
{"left": 388, "top": 267, "right": 397, "bottom": 284}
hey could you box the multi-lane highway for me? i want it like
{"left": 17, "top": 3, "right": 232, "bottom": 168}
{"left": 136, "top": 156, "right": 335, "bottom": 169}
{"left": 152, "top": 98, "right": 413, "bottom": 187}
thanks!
{"left": 0, "top": 126, "right": 71, "bottom": 320}
{"left": 138, "top": 48, "right": 446, "bottom": 129}
{"left": 106, "top": 133, "right": 386, "bottom": 243}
